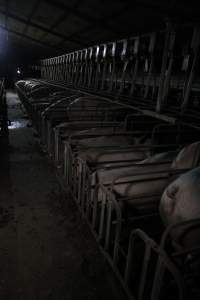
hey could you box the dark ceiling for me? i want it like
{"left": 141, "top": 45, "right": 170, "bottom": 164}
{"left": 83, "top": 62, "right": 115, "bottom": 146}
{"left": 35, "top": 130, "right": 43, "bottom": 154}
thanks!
{"left": 0, "top": 0, "right": 199, "bottom": 62}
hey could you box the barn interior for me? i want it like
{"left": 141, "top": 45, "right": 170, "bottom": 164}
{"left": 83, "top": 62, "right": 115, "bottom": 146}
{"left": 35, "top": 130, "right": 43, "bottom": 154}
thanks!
{"left": 0, "top": 1, "right": 200, "bottom": 300}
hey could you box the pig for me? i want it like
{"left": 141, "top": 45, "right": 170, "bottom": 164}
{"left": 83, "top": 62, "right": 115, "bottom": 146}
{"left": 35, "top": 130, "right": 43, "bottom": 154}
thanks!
{"left": 28, "top": 85, "right": 61, "bottom": 100}
{"left": 171, "top": 141, "right": 200, "bottom": 170}
{"left": 72, "top": 125, "right": 151, "bottom": 164}
{"left": 101, "top": 151, "right": 177, "bottom": 190}
{"left": 66, "top": 96, "right": 128, "bottom": 122}
{"left": 16, "top": 80, "right": 26, "bottom": 89}
{"left": 159, "top": 167, "right": 200, "bottom": 249}
{"left": 74, "top": 127, "right": 134, "bottom": 149}
{"left": 109, "top": 141, "right": 200, "bottom": 203}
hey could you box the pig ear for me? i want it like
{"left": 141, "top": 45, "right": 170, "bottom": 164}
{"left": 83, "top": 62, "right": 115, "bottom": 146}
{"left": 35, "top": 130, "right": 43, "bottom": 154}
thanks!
{"left": 166, "top": 184, "right": 179, "bottom": 199}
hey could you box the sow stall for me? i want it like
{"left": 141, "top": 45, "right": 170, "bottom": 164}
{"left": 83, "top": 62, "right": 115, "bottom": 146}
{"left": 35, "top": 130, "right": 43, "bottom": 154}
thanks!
{"left": 53, "top": 120, "right": 200, "bottom": 300}
{"left": 16, "top": 20, "right": 200, "bottom": 300}
{"left": 45, "top": 97, "right": 132, "bottom": 157}
{"left": 61, "top": 124, "right": 182, "bottom": 198}
{"left": 90, "top": 142, "right": 200, "bottom": 300}
{"left": 17, "top": 79, "right": 200, "bottom": 300}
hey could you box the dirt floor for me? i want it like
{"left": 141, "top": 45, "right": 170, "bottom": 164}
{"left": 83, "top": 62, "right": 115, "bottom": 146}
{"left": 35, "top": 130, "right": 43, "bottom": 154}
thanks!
{"left": 0, "top": 91, "right": 127, "bottom": 300}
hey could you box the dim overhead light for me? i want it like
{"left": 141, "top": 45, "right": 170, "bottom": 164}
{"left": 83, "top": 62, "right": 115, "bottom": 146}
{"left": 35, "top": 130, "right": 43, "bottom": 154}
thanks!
{"left": 17, "top": 68, "right": 21, "bottom": 74}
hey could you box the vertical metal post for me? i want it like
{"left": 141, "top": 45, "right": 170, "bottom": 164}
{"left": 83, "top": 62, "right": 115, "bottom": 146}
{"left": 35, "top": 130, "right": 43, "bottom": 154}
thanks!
{"left": 129, "top": 37, "right": 140, "bottom": 96}
{"left": 144, "top": 33, "right": 156, "bottom": 98}
{"left": 119, "top": 39, "right": 128, "bottom": 95}
{"left": 156, "top": 21, "right": 174, "bottom": 112}
{"left": 181, "top": 26, "right": 200, "bottom": 111}
{"left": 108, "top": 42, "right": 117, "bottom": 92}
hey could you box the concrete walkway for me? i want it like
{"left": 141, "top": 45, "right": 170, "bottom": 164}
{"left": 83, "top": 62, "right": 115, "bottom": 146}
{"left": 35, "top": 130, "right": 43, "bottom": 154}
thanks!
{"left": 0, "top": 91, "right": 126, "bottom": 300}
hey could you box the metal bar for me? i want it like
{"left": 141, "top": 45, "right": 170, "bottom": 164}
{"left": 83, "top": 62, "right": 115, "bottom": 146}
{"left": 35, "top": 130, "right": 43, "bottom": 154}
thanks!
{"left": 181, "top": 26, "right": 200, "bottom": 111}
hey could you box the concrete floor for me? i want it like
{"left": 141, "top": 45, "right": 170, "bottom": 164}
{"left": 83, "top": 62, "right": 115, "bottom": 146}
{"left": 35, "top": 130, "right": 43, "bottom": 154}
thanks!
{"left": 0, "top": 91, "right": 126, "bottom": 300}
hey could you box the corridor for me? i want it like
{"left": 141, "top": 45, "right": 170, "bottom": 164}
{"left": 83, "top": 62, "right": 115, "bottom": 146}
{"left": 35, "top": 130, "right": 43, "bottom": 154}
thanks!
{"left": 0, "top": 91, "right": 125, "bottom": 300}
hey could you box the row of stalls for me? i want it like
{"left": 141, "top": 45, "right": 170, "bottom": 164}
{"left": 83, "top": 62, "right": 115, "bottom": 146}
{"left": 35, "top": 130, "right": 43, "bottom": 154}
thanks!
{"left": 16, "top": 21, "right": 200, "bottom": 300}
{"left": 40, "top": 22, "right": 200, "bottom": 117}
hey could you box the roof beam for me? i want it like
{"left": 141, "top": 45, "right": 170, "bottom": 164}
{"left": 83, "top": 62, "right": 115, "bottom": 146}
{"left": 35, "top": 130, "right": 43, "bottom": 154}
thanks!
{"left": 56, "top": 2, "right": 131, "bottom": 47}
{"left": 40, "top": 0, "right": 80, "bottom": 40}
{"left": 43, "top": 0, "right": 125, "bottom": 35}
{"left": 46, "top": 0, "right": 200, "bottom": 28}
{"left": 22, "top": 0, "right": 41, "bottom": 35}
{"left": 125, "top": 0, "right": 200, "bottom": 20}
{"left": 39, "top": 11, "right": 69, "bottom": 40}
{"left": 0, "top": 8, "right": 87, "bottom": 47}
{"left": 56, "top": 0, "right": 200, "bottom": 48}
{"left": 0, "top": 23, "right": 66, "bottom": 52}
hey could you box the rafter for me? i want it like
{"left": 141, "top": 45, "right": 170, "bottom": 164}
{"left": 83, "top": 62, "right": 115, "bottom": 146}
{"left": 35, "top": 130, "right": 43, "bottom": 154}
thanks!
{"left": 124, "top": 0, "right": 200, "bottom": 20}
{"left": 46, "top": 0, "right": 200, "bottom": 38}
{"left": 40, "top": 0, "right": 80, "bottom": 41}
{"left": 39, "top": 11, "right": 68, "bottom": 40}
{"left": 56, "top": 2, "right": 131, "bottom": 47}
{"left": 22, "top": 0, "right": 41, "bottom": 35}
{"left": 43, "top": 0, "right": 125, "bottom": 35}
{"left": 0, "top": 8, "right": 87, "bottom": 47}
{"left": 0, "top": 24, "right": 66, "bottom": 52}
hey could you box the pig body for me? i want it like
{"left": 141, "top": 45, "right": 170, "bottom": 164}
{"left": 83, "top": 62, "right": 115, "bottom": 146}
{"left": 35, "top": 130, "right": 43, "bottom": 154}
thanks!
{"left": 160, "top": 167, "right": 200, "bottom": 248}
{"left": 94, "top": 151, "right": 177, "bottom": 188}
{"left": 109, "top": 142, "right": 200, "bottom": 206}
{"left": 172, "top": 141, "right": 200, "bottom": 170}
